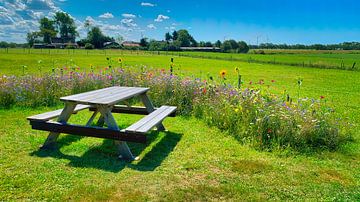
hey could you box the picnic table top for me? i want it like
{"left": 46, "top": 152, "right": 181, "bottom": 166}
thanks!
{"left": 60, "top": 86, "right": 149, "bottom": 105}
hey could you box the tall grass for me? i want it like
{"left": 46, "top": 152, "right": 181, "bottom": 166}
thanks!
{"left": 0, "top": 66, "right": 352, "bottom": 151}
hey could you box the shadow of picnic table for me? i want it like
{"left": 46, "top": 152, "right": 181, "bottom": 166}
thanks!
{"left": 30, "top": 130, "right": 182, "bottom": 173}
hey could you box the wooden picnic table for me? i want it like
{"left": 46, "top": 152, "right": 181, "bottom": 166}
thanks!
{"left": 27, "top": 86, "right": 176, "bottom": 160}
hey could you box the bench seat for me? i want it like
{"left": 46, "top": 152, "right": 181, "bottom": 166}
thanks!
{"left": 125, "top": 106, "right": 177, "bottom": 134}
{"left": 27, "top": 104, "right": 90, "bottom": 121}
{"left": 30, "top": 121, "right": 147, "bottom": 143}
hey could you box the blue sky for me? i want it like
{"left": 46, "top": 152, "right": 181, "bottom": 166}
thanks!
{"left": 1, "top": 0, "right": 360, "bottom": 44}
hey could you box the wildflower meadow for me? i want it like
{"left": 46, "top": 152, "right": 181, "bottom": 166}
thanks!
{"left": 0, "top": 65, "right": 352, "bottom": 151}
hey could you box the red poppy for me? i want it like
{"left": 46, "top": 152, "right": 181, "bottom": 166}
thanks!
{"left": 271, "top": 80, "right": 275, "bottom": 83}
{"left": 320, "top": 96, "right": 325, "bottom": 99}
{"left": 202, "top": 88, "right": 207, "bottom": 94}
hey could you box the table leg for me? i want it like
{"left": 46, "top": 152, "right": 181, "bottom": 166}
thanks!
{"left": 96, "top": 115, "right": 105, "bottom": 127}
{"left": 140, "top": 93, "right": 166, "bottom": 131}
{"left": 98, "top": 105, "right": 135, "bottom": 160}
{"left": 41, "top": 102, "right": 77, "bottom": 149}
{"left": 86, "top": 110, "right": 98, "bottom": 126}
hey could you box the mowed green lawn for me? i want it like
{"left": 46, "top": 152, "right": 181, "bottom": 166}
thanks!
{"left": 0, "top": 49, "right": 359, "bottom": 200}
{"left": 171, "top": 50, "right": 360, "bottom": 69}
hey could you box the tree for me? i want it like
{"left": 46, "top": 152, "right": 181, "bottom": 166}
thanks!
{"left": 221, "top": 39, "right": 239, "bottom": 52}
{"left": 205, "top": 41, "right": 213, "bottom": 47}
{"left": 237, "top": 41, "right": 249, "bottom": 53}
{"left": 54, "top": 12, "right": 78, "bottom": 40}
{"left": 140, "top": 38, "right": 149, "bottom": 47}
{"left": 189, "top": 35, "right": 198, "bottom": 47}
{"left": 84, "top": 19, "right": 92, "bottom": 32}
{"left": 172, "top": 31, "right": 178, "bottom": 41}
{"left": 115, "top": 35, "right": 124, "bottom": 45}
{"left": 175, "top": 29, "right": 197, "bottom": 47}
{"left": 87, "top": 27, "right": 111, "bottom": 48}
{"left": 27, "top": 32, "right": 40, "bottom": 47}
{"left": 215, "top": 40, "right": 222, "bottom": 48}
{"left": 148, "top": 40, "right": 167, "bottom": 51}
{"left": 39, "top": 17, "right": 56, "bottom": 44}
{"left": 165, "top": 32, "right": 172, "bottom": 42}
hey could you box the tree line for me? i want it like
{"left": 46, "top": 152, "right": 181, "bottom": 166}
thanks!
{"left": 0, "top": 11, "right": 355, "bottom": 52}
{"left": 140, "top": 30, "right": 250, "bottom": 53}
{"left": 250, "top": 42, "right": 360, "bottom": 50}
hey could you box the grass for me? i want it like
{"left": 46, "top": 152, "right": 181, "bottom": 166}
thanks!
{"left": 0, "top": 108, "right": 359, "bottom": 201}
{"left": 1, "top": 49, "right": 359, "bottom": 123}
{"left": 166, "top": 51, "right": 360, "bottom": 70}
{"left": 0, "top": 49, "right": 360, "bottom": 200}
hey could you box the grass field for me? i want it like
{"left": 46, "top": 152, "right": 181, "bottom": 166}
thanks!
{"left": 168, "top": 50, "right": 360, "bottom": 70}
{"left": 0, "top": 49, "right": 359, "bottom": 200}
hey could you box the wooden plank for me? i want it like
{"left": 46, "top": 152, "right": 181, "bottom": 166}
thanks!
{"left": 125, "top": 106, "right": 176, "bottom": 133}
{"left": 140, "top": 93, "right": 165, "bottom": 131}
{"left": 60, "top": 87, "right": 128, "bottom": 104}
{"left": 82, "top": 87, "right": 138, "bottom": 104}
{"left": 88, "top": 87, "right": 149, "bottom": 105}
{"left": 61, "top": 87, "right": 149, "bottom": 106}
{"left": 30, "top": 121, "right": 147, "bottom": 143}
{"left": 89, "top": 105, "right": 176, "bottom": 117}
{"left": 125, "top": 106, "right": 168, "bottom": 132}
{"left": 60, "top": 86, "right": 119, "bottom": 102}
{"left": 27, "top": 104, "right": 90, "bottom": 121}
{"left": 136, "top": 106, "right": 176, "bottom": 133}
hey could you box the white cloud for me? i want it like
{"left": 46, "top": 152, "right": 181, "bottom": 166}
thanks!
{"left": 140, "top": 2, "right": 155, "bottom": 7}
{"left": 0, "top": 0, "right": 142, "bottom": 42}
{"left": 147, "top": 23, "right": 156, "bottom": 29}
{"left": 122, "top": 13, "right": 136, "bottom": 18}
{"left": 99, "top": 12, "right": 114, "bottom": 19}
{"left": 0, "top": 0, "right": 62, "bottom": 42}
{"left": 79, "top": 16, "right": 135, "bottom": 39}
{"left": 154, "top": 14, "right": 169, "bottom": 22}
{"left": 165, "top": 26, "right": 176, "bottom": 31}
{"left": 121, "top": 18, "right": 137, "bottom": 28}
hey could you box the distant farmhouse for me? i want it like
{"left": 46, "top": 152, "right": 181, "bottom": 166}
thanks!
{"left": 122, "top": 41, "right": 141, "bottom": 47}
{"left": 33, "top": 37, "right": 78, "bottom": 49}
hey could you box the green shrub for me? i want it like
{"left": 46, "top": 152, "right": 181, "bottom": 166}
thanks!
{"left": 85, "top": 43, "right": 94, "bottom": 49}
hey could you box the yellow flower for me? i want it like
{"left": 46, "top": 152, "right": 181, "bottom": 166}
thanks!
{"left": 118, "top": 57, "right": 123, "bottom": 63}
{"left": 220, "top": 70, "right": 227, "bottom": 78}
{"left": 234, "top": 67, "right": 239, "bottom": 73}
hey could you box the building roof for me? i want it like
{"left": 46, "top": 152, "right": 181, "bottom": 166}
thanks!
{"left": 122, "top": 41, "right": 141, "bottom": 47}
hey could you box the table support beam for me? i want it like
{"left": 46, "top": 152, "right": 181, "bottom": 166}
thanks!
{"left": 98, "top": 105, "right": 135, "bottom": 160}
{"left": 41, "top": 102, "right": 76, "bottom": 149}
